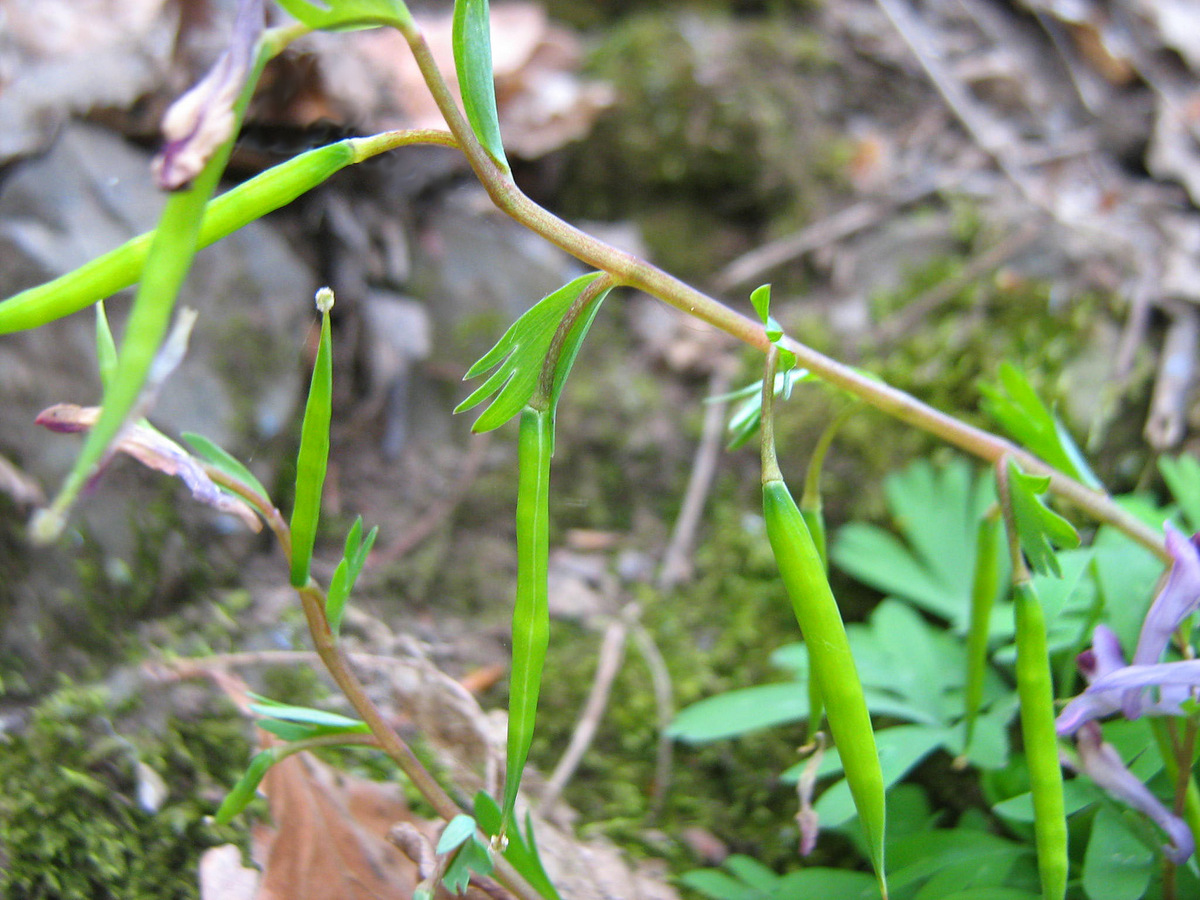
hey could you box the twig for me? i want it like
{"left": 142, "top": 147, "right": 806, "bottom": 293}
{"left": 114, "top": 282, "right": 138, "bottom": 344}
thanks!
{"left": 712, "top": 179, "right": 939, "bottom": 293}
{"left": 629, "top": 619, "right": 675, "bottom": 820}
{"left": 1145, "top": 301, "right": 1198, "bottom": 451}
{"left": 658, "top": 366, "right": 734, "bottom": 591}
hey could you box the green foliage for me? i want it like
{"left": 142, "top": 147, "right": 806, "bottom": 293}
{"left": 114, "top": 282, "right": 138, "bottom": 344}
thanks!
{"left": 981, "top": 362, "right": 1100, "bottom": 489}
{"left": 1158, "top": 454, "right": 1200, "bottom": 534}
{"left": 833, "top": 459, "right": 1005, "bottom": 631}
{"left": 456, "top": 272, "right": 612, "bottom": 431}
{"left": 275, "top": 0, "right": 412, "bottom": 30}
{"left": 326, "top": 516, "right": 378, "bottom": 635}
{"left": 453, "top": 0, "right": 509, "bottom": 169}
{"left": 475, "top": 792, "right": 560, "bottom": 900}
{"left": 1004, "top": 461, "right": 1080, "bottom": 578}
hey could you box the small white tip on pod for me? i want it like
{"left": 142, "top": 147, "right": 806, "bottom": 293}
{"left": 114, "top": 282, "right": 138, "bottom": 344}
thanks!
{"left": 315, "top": 286, "right": 335, "bottom": 314}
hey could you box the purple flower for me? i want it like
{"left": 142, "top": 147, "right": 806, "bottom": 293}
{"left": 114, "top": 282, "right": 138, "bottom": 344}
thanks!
{"left": 151, "top": 0, "right": 264, "bottom": 189}
{"left": 1123, "top": 523, "right": 1200, "bottom": 717}
{"left": 1074, "top": 722, "right": 1194, "bottom": 864}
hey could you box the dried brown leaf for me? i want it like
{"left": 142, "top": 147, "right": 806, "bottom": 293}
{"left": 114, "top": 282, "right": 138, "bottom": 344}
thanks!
{"left": 253, "top": 752, "right": 418, "bottom": 900}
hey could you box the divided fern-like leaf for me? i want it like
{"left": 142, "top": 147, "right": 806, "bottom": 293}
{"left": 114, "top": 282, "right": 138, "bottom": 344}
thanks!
{"left": 1006, "top": 460, "right": 1080, "bottom": 577}
{"left": 456, "top": 272, "right": 610, "bottom": 431}
{"left": 980, "top": 362, "right": 1100, "bottom": 488}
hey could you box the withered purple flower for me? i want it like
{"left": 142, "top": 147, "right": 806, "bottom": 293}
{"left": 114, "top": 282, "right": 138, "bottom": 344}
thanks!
{"left": 152, "top": 0, "right": 265, "bottom": 190}
{"left": 1073, "top": 722, "right": 1194, "bottom": 865}
{"left": 36, "top": 403, "right": 261, "bottom": 532}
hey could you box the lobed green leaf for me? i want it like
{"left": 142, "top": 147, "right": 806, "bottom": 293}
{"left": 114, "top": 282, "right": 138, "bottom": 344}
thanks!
{"left": 456, "top": 272, "right": 610, "bottom": 432}
{"left": 980, "top": 362, "right": 1100, "bottom": 489}
{"left": 474, "top": 792, "right": 565, "bottom": 900}
{"left": 436, "top": 814, "right": 477, "bottom": 855}
{"left": 326, "top": 516, "right": 379, "bottom": 635}
{"left": 1006, "top": 461, "right": 1080, "bottom": 578}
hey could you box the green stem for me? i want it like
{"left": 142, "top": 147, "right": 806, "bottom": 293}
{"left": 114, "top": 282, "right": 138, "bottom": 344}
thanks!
{"left": 295, "top": 583, "right": 544, "bottom": 900}
{"left": 996, "top": 460, "right": 1067, "bottom": 900}
{"left": 396, "top": 19, "right": 1164, "bottom": 563}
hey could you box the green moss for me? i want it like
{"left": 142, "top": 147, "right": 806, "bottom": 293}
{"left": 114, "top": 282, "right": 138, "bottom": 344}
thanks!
{"left": 0, "top": 681, "right": 252, "bottom": 900}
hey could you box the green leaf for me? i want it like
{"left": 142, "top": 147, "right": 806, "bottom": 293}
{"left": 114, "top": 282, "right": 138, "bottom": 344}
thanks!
{"left": 833, "top": 460, "right": 1005, "bottom": 630}
{"left": 452, "top": 0, "right": 509, "bottom": 168}
{"left": 1082, "top": 805, "right": 1154, "bottom": 900}
{"left": 214, "top": 750, "right": 276, "bottom": 824}
{"left": 1159, "top": 454, "right": 1200, "bottom": 534}
{"left": 248, "top": 694, "right": 369, "bottom": 731}
{"left": 1006, "top": 461, "right": 1080, "bottom": 577}
{"left": 456, "top": 273, "right": 611, "bottom": 432}
{"left": 750, "top": 284, "right": 771, "bottom": 324}
{"left": 772, "top": 868, "right": 878, "bottom": 898}
{"left": 473, "top": 793, "right": 562, "bottom": 900}
{"left": 442, "top": 833, "right": 493, "bottom": 894}
{"left": 668, "top": 682, "right": 809, "bottom": 743}
{"left": 678, "top": 869, "right": 763, "bottom": 900}
{"left": 721, "top": 371, "right": 816, "bottom": 450}
{"left": 887, "top": 829, "right": 1031, "bottom": 894}
{"left": 290, "top": 294, "right": 334, "bottom": 586}
{"left": 437, "top": 815, "right": 477, "bottom": 855}
{"left": 980, "top": 362, "right": 1100, "bottom": 489}
{"left": 799, "top": 724, "right": 953, "bottom": 827}
{"left": 182, "top": 432, "right": 270, "bottom": 501}
{"left": 326, "top": 516, "right": 379, "bottom": 635}
{"left": 275, "top": 0, "right": 412, "bottom": 30}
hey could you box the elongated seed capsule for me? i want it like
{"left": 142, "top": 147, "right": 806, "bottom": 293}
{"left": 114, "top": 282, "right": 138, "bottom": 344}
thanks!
{"left": 798, "top": 504, "right": 826, "bottom": 742}
{"left": 763, "top": 478, "right": 888, "bottom": 895}
{"left": 503, "top": 405, "right": 552, "bottom": 830}
{"left": 962, "top": 513, "right": 1000, "bottom": 753}
{"left": 289, "top": 287, "right": 335, "bottom": 587}
{"left": 1013, "top": 580, "right": 1067, "bottom": 900}
{"left": 0, "top": 129, "right": 456, "bottom": 336}
{"left": 0, "top": 142, "right": 353, "bottom": 335}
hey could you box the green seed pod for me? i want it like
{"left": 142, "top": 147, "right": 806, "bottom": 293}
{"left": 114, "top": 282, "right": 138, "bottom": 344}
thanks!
{"left": 289, "top": 288, "right": 335, "bottom": 587}
{"left": 1012, "top": 580, "right": 1067, "bottom": 900}
{"left": 0, "top": 140, "right": 356, "bottom": 336}
{"left": 963, "top": 513, "right": 1001, "bottom": 753}
{"left": 763, "top": 477, "right": 887, "bottom": 894}
{"left": 503, "top": 405, "right": 552, "bottom": 829}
